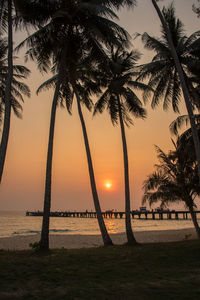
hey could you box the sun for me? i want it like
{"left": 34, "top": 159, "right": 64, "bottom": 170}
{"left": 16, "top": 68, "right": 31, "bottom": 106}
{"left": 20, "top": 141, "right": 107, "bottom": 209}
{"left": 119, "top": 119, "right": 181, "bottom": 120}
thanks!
{"left": 105, "top": 182, "right": 112, "bottom": 190}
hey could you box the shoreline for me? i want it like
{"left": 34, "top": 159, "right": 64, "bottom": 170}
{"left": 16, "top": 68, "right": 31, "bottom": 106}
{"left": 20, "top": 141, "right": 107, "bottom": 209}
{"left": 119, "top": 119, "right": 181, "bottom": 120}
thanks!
{"left": 0, "top": 228, "right": 197, "bottom": 250}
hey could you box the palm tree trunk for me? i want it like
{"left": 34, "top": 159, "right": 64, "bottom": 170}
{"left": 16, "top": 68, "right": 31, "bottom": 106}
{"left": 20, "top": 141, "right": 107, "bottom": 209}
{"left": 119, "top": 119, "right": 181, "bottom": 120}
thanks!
{"left": 117, "top": 96, "right": 137, "bottom": 245}
{"left": 0, "top": 0, "right": 13, "bottom": 183}
{"left": 39, "top": 78, "right": 61, "bottom": 251}
{"left": 74, "top": 87, "right": 113, "bottom": 246}
{"left": 151, "top": 0, "right": 200, "bottom": 184}
{"left": 188, "top": 203, "right": 200, "bottom": 239}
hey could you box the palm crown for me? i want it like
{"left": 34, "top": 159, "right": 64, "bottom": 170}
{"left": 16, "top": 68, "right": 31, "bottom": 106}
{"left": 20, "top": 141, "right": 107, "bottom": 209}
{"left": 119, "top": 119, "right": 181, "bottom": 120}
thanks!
{"left": 138, "top": 4, "right": 200, "bottom": 112}
{"left": 16, "top": 0, "right": 131, "bottom": 75}
{"left": 37, "top": 39, "right": 101, "bottom": 114}
{"left": 142, "top": 136, "right": 200, "bottom": 238}
{"left": 94, "top": 47, "right": 148, "bottom": 124}
{"left": 143, "top": 141, "right": 200, "bottom": 209}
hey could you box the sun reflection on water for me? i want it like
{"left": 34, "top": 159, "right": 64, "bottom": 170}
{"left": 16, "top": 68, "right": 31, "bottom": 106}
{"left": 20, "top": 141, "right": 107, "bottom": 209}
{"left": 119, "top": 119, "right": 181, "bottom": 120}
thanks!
{"left": 104, "top": 218, "right": 125, "bottom": 234}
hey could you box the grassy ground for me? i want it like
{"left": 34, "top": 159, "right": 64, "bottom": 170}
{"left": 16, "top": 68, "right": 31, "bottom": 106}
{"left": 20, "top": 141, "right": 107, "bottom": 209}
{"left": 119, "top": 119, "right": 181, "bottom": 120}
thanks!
{"left": 0, "top": 240, "right": 200, "bottom": 300}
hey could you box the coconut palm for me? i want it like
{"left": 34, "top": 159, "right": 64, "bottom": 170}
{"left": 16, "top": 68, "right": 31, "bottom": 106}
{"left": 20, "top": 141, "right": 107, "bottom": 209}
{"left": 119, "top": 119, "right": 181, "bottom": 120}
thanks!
{"left": 0, "top": 0, "right": 14, "bottom": 183}
{"left": 94, "top": 47, "right": 149, "bottom": 245}
{"left": 17, "top": 0, "right": 135, "bottom": 250}
{"left": 0, "top": 31, "right": 30, "bottom": 172}
{"left": 37, "top": 39, "right": 114, "bottom": 247}
{"left": 142, "top": 2, "right": 200, "bottom": 183}
{"left": 0, "top": 0, "right": 44, "bottom": 183}
{"left": 142, "top": 140, "right": 200, "bottom": 238}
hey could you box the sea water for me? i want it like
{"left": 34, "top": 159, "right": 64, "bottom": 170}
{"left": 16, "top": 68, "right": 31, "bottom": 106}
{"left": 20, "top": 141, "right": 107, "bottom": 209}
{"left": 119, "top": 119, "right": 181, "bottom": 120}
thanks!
{"left": 0, "top": 210, "right": 196, "bottom": 238}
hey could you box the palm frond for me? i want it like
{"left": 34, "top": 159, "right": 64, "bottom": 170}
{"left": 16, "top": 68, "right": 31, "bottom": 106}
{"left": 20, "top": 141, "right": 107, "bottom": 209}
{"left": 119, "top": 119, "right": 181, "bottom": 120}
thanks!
{"left": 11, "top": 98, "right": 23, "bottom": 118}
{"left": 123, "top": 87, "right": 146, "bottom": 119}
{"left": 141, "top": 32, "right": 169, "bottom": 55}
{"left": 94, "top": 90, "right": 110, "bottom": 115}
{"left": 36, "top": 75, "right": 58, "bottom": 95}
{"left": 60, "top": 82, "right": 73, "bottom": 114}
{"left": 11, "top": 79, "right": 31, "bottom": 98}
{"left": 108, "top": 94, "right": 118, "bottom": 125}
{"left": 169, "top": 115, "right": 190, "bottom": 135}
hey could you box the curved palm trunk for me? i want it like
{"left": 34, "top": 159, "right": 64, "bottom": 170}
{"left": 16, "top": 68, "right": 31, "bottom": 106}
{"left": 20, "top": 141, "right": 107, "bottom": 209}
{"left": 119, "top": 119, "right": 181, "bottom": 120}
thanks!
{"left": 152, "top": 0, "right": 200, "bottom": 184}
{"left": 74, "top": 87, "right": 113, "bottom": 246}
{"left": 117, "top": 96, "right": 137, "bottom": 245}
{"left": 0, "top": 0, "right": 13, "bottom": 183}
{"left": 188, "top": 202, "right": 200, "bottom": 239}
{"left": 39, "top": 79, "right": 61, "bottom": 251}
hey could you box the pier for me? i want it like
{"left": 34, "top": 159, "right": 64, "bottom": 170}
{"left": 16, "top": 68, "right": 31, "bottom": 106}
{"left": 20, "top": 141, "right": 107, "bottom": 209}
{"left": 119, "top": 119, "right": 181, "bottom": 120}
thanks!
{"left": 26, "top": 210, "right": 200, "bottom": 220}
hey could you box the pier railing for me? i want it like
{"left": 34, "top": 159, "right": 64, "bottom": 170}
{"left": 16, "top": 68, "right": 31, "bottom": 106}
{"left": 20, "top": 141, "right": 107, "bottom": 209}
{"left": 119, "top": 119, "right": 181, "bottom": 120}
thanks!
{"left": 26, "top": 210, "right": 200, "bottom": 220}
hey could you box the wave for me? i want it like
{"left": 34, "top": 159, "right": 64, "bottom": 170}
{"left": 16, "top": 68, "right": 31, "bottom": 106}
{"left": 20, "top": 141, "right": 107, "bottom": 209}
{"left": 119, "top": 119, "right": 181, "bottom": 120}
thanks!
{"left": 12, "top": 229, "right": 73, "bottom": 235}
{"left": 13, "top": 230, "right": 41, "bottom": 235}
{"left": 49, "top": 229, "right": 72, "bottom": 233}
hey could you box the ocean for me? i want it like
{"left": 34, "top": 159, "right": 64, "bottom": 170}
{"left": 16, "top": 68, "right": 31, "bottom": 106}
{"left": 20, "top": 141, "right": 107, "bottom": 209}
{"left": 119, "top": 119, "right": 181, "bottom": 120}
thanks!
{"left": 0, "top": 211, "right": 196, "bottom": 238}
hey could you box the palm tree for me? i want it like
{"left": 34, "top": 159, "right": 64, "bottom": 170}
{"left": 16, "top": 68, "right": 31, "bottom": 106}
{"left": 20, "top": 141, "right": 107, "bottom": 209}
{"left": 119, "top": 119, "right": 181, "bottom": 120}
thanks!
{"left": 0, "top": 0, "right": 42, "bottom": 183}
{"left": 18, "top": 0, "right": 135, "bottom": 251}
{"left": 71, "top": 61, "right": 114, "bottom": 247}
{"left": 94, "top": 47, "right": 149, "bottom": 245}
{"left": 142, "top": 140, "right": 200, "bottom": 239}
{"left": 144, "top": 1, "right": 200, "bottom": 183}
{"left": 38, "top": 47, "right": 114, "bottom": 246}
{"left": 0, "top": 32, "right": 30, "bottom": 177}
{"left": 0, "top": 0, "right": 14, "bottom": 183}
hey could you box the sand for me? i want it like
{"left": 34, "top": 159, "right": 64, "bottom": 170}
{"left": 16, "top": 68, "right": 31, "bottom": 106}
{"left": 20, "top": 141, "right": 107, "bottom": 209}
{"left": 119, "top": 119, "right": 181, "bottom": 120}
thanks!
{"left": 0, "top": 228, "right": 197, "bottom": 251}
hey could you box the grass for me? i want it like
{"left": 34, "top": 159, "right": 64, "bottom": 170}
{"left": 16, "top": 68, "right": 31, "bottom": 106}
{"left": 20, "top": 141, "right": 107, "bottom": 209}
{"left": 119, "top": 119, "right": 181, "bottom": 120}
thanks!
{"left": 0, "top": 240, "right": 200, "bottom": 299}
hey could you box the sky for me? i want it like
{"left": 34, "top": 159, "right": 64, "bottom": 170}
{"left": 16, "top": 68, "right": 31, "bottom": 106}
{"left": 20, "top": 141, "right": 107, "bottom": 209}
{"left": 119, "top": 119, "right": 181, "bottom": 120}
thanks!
{"left": 0, "top": 0, "right": 199, "bottom": 211}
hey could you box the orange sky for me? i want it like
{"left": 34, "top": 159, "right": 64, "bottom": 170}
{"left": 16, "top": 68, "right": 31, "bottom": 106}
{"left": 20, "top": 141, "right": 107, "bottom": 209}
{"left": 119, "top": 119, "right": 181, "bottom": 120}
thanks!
{"left": 0, "top": 0, "right": 199, "bottom": 211}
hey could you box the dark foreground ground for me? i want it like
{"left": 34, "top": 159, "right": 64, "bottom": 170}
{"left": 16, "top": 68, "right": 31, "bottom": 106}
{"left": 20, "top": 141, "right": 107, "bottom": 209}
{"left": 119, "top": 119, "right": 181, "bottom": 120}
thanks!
{"left": 0, "top": 240, "right": 200, "bottom": 299}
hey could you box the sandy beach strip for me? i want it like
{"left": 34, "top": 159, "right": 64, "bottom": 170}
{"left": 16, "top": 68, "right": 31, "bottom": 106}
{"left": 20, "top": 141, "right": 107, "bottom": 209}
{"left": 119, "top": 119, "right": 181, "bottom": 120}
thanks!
{"left": 0, "top": 228, "right": 197, "bottom": 251}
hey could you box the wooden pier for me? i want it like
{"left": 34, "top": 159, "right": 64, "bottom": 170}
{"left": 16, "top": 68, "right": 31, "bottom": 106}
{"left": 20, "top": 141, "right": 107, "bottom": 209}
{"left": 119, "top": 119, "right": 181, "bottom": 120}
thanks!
{"left": 26, "top": 210, "right": 200, "bottom": 220}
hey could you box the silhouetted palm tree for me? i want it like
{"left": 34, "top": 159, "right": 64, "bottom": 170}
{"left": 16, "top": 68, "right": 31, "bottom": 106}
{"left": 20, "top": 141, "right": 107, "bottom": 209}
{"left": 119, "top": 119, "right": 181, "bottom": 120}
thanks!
{"left": 37, "top": 42, "right": 114, "bottom": 246}
{"left": 143, "top": 140, "right": 200, "bottom": 238}
{"left": 142, "top": 2, "right": 200, "bottom": 182}
{"left": 18, "top": 0, "right": 135, "bottom": 250}
{"left": 0, "top": 0, "right": 14, "bottom": 183}
{"left": 94, "top": 47, "right": 149, "bottom": 245}
{"left": 0, "top": 0, "right": 41, "bottom": 183}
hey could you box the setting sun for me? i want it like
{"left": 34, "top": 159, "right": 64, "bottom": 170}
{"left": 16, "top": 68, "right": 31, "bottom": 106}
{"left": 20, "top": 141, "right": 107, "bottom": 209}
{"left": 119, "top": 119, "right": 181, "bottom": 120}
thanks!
{"left": 105, "top": 182, "right": 112, "bottom": 190}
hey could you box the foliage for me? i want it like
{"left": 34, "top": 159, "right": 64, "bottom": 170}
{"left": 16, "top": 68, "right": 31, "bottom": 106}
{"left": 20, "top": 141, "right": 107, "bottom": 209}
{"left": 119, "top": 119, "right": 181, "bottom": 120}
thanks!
{"left": 36, "top": 44, "right": 102, "bottom": 114}
{"left": 16, "top": 0, "right": 132, "bottom": 75}
{"left": 94, "top": 46, "right": 148, "bottom": 125}
{"left": 142, "top": 139, "right": 200, "bottom": 210}
{"left": 0, "top": 35, "right": 30, "bottom": 125}
{"left": 29, "top": 241, "right": 40, "bottom": 252}
{"left": 138, "top": 3, "right": 200, "bottom": 112}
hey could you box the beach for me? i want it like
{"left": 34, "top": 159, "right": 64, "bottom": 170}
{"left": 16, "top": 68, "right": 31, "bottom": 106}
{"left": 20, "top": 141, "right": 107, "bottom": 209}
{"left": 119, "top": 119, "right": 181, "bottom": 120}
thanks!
{"left": 0, "top": 228, "right": 197, "bottom": 250}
